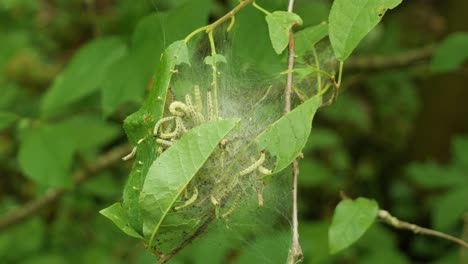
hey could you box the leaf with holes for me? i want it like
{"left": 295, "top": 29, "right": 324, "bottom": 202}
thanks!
{"left": 120, "top": 40, "right": 190, "bottom": 236}
{"left": 329, "top": 0, "right": 402, "bottom": 60}
{"left": 257, "top": 96, "right": 321, "bottom": 179}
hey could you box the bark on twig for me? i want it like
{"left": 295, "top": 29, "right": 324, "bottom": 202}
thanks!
{"left": 378, "top": 210, "right": 468, "bottom": 250}
{"left": 285, "top": 0, "right": 303, "bottom": 263}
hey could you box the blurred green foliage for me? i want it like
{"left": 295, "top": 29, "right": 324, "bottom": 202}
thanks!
{"left": 0, "top": 0, "right": 467, "bottom": 263}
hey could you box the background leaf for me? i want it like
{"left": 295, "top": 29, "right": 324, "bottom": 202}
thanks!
{"left": 265, "top": 11, "right": 303, "bottom": 54}
{"left": 18, "top": 123, "right": 75, "bottom": 187}
{"left": 328, "top": 197, "right": 379, "bottom": 254}
{"left": 432, "top": 186, "right": 468, "bottom": 230}
{"left": 431, "top": 32, "right": 468, "bottom": 73}
{"left": 17, "top": 115, "right": 118, "bottom": 187}
{"left": 329, "top": 0, "right": 402, "bottom": 60}
{"left": 41, "top": 37, "right": 126, "bottom": 117}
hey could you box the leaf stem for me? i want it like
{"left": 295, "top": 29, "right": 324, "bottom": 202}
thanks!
{"left": 252, "top": 1, "right": 272, "bottom": 16}
{"left": 283, "top": 67, "right": 334, "bottom": 80}
{"left": 184, "top": 26, "right": 208, "bottom": 43}
{"left": 227, "top": 16, "right": 236, "bottom": 32}
{"left": 208, "top": 31, "right": 219, "bottom": 119}
{"left": 312, "top": 47, "right": 322, "bottom": 92}
{"left": 337, "top": 61, "right": 344, "bottom": 87}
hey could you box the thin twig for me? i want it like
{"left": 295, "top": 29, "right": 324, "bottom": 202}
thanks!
{"left": 284, "top": 1, "right": 303, "bottom": 263}
{"left": 0, "top": 144, "right": 131, "bottom": 232}
{"left": 378, "top": 210, "right": 468, "bottom": 250}
{"left": 345, "top": 44, "right": 436, "bottom": 72}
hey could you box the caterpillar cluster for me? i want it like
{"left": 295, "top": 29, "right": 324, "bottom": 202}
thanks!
{"left": 123, "top": 83, "right": 274, "bottom": 218}
{"left": 153, "top": 85, "right": 216, "bottom": 154}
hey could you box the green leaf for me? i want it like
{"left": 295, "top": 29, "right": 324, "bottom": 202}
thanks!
{"left": 328, "top": 197, "right": 379, "bottom": 254}
{"left": 0, "top": 111, "right": 19, "bottom": 130}
{"left": 257, "top": 96, "right": 321, "bottom": 178}
{"left": 406, "top": 162, "right": 464, "bottom": 189}
{"left": 99, "top": 203, "right": 143, "bottom": 239}
{"left": 18, "top": 123, "right": 75, "bottom": 187}
{"left": 122, "top": 40, "right": 190, "bottom": 235}
{"left": 59, "top": 115, "right": 121, "bottom": 153}
{"left": 265, "top": 11, "right": 303, "bottom": 54}
{"left": 139, "top": 119, "right": 239, "bottom": 243}
{"left": 432, "top": 186, "right": 468, "bottom": 230}
{"left": 329, "top": 0, "right": 402, "bottom": 60}
{"left": 295, "top": 22, "right": 329, "bottom": 57}
{"left": 101, "top": 55, "right": 146, "bottom": 117}
{"left": 17, "top": 114, "right": 117, "bottom": 187}
{"left": 431, "top": 32, "right": 468, "bottom": 73}
{"left": 41, "top": 37, "right": 126, "bottom": 117}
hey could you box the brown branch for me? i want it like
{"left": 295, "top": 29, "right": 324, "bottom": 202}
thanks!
{"left": 378, "top": 210, "right": 468, "bottom": 250}
{"left": 0, "top": 144, "right": 131, "bottom": 232}
{"left": 284, "top": 1, "right": 303, "bottom": 263}
{"left": 345, "top": 44, "right": 437, "bottom": 72}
